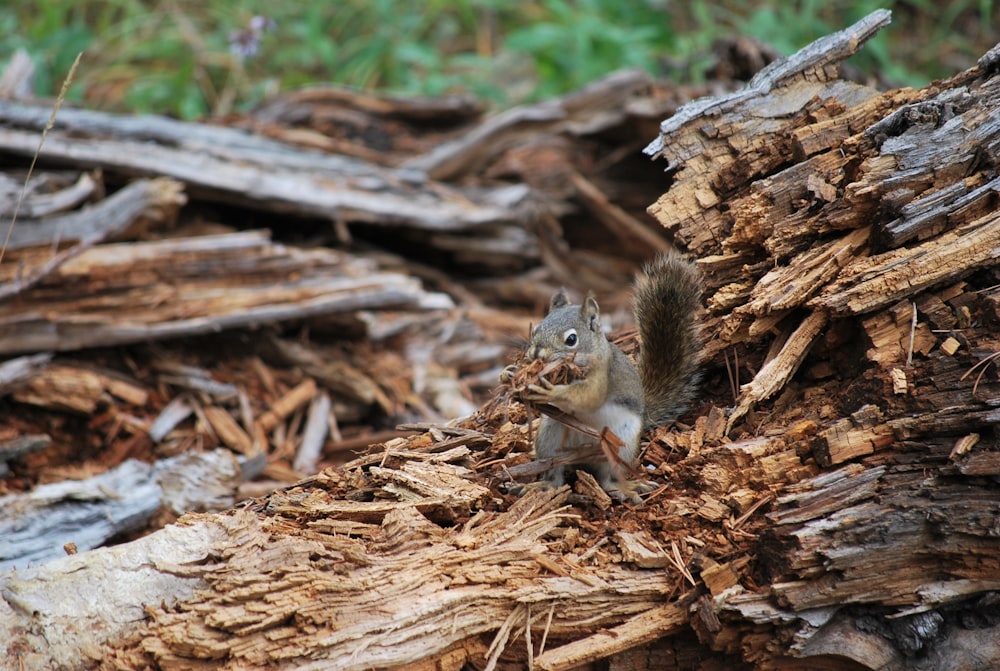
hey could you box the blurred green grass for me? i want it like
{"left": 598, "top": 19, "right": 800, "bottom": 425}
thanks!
{"left": 1, "top": 1, "right": 997, "bottom": 119}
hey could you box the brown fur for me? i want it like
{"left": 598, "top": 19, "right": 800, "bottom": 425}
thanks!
{"left": 633, "top": 250, "right": 703, "bottom": 427}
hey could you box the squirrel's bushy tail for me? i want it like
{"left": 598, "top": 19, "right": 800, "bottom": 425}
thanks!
{"left": 633, "top": 250, "right": 703, "bottom": 427}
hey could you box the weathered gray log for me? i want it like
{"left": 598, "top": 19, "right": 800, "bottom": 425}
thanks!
{"left": 0, "top": 100, "right": 532, "bottom": 234}
{"left": 404, "top": 68, "right": 652, "bottom": 181}
{"left": 3, "top": 176, "right": 178, "bottom": 249}
{"left": 0, "top": 448, "right": 240, "bottom": 572}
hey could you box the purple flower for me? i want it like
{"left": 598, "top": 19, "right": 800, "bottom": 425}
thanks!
{"left": 229, "top": 15, "right": 276, "bottom": 60}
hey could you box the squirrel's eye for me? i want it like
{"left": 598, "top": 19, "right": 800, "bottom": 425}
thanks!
{"left": 563, "top": 329, "right": 578, "bottom": 347}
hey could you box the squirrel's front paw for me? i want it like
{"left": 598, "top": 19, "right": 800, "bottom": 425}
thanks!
{"left": 523, "top": 379, "right": 560, "bottom": 403}
{"left": 499, "top": 364, "right": 519, "bottom": 385}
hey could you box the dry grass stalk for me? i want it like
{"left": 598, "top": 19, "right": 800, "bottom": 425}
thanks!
{"left": 0, "top": 52, "right": 81, "bottom": 267}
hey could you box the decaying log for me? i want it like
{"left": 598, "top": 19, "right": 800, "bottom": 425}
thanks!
{"left": 248, "top": 85, "right": 483, "bottom": 165}
{"left": 12, "top": 362, "right": 148, "bottom": 414}
{"left": 643, "top": 7, "right": 1000, "bottom": 422}
{"left": 2, "top": 481, "right": 682, "bottom": 671}
{"left": 635, "top": 7, "right": 1000, "bottom": 668}
{"left": 0, "top": 229, "right": 452, "bottom": 354}
{"left": 0, "top": 65, "right": 692, "bottom": 278}
{"left": 0, "top": 448, "right": 239, "bottom": 571}
{"left": 403, "top": 68, "right": 652, "bottom": 181}
{"left": 644, "top": 10, "right": 892, "bottom": 257}
{"left": 0, "top": 101, "right": 531, "bottom": 234}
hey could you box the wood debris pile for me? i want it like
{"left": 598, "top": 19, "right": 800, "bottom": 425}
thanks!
{"left": 0, "top": 52, "right": 709, "bottom": 566}
{"left": 3, "top": 9, "right": 1000, "bottom": 671}
{"left": 0, "top": 34, "right": 731, "bottom": 576}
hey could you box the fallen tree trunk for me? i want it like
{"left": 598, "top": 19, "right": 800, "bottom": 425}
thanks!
{"left": 0, "top": 101, "right": 529, "bottom": 234}
{"left": 3, "top": 9, "right": 1000, "bottom": 671}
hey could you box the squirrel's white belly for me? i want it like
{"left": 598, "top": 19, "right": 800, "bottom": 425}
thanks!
{"left": 580, "top": 403, "right": 642, "bottom": 455}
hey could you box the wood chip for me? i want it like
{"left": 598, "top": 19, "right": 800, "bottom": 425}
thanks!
{"left": 949, "top": 433, "right": 980, "bottom": 460}
{"left": 500, "top": 353, "right": 586, "bottom": 402}
{"left": 256, "top": 379, "right": 318, "bottom": 433}
{"left": 700, "top": 558, "right": 741, "bottom": 597}
{"left": 203, "top": 406, "right": 256, "bottom": 456}
{"left": 812, "top": 419, "right": 894, "bottom": 467}
{"left": 890, "top": 367, "right": 909, "bottom": 395}
{"left": 940, "top": 336, "right": 961, "bottom": 355}
{"left": 573, "top": 470, "right": 613, "bottom": 510}
{"left": 617, "top": 531, "right": 669, "bottom": 569}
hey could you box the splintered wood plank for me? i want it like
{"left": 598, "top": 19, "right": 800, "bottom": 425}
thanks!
{"left": 368, "top": 461, "right": 491, "bottom": 514}
{"left": 250, "top": 85, "right": 483, "bottom": 165}
{"left": 720, "top": 226, "right": 871, "bottom": 343}
{"left": 0, "top": 170, "right": 98, "bottom": 221}
{"left": 751, "top": 226, "right": 871, "bottom": 314}
{"left": 771, "top": 492, "right": 1000, "bottom": 609}
{"left": 534, "top": 600, "right": 690, "bottom": 671}
{"left": 727, "top": 311, "right": 828, "bottom": 432}
{"left": 699, "top": 559, "right": 741, "bottom": 597}
{"left": 812, "top": 212, "right": 1000, "bottom": 315}
{"left": 256, "top": 378, "right": 318, "bottom": 433}
{"left": 203, "top": 407, "right": 256, "bottom": 456}
{"left": 291, "top": 392, "right": 332, "bottom": 475}
{"left": 861, "top": 300, "right": 937, "bottom": 366}
{"left": 616, "top": 531, "right": 670, "bottom": 569}
{"left": 405, "top": 69, "right": 652, "bottom": 181}
{"left": 0, "top": 178, "right": 186, "bottom": 304}
{"left": 879, "top": 175, "right": 1000, "bottom": 247}
{"left": 0, "top": 231, "right": 451, "bottom": 355}
{"left": 810, "top": 418, "right": 895, "bottom": 467}
{"left": 11, "top": 364, "right": 142, "bottom": 414}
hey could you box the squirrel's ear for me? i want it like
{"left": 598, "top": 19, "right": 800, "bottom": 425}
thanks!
{"left": 581, "top": 292, "right": 601, "bottom": 332}
{"left": 549, "top": 289, "right": 571, "bottom": 312}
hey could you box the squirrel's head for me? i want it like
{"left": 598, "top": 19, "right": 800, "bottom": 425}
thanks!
{"left": 527, "top": 289, "right": 606, "bottom": 363}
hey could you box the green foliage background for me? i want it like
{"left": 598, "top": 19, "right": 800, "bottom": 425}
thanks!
{"left": 1, "top": 1, "right": 997, "bottom": 119}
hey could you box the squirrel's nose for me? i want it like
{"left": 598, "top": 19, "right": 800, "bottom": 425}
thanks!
{"left": 528, "top": 344, "right": 543, "bottom": 360}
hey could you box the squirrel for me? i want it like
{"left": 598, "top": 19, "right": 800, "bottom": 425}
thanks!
{"left": 509, "top": 250, "right": 702, "bottom": 503}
